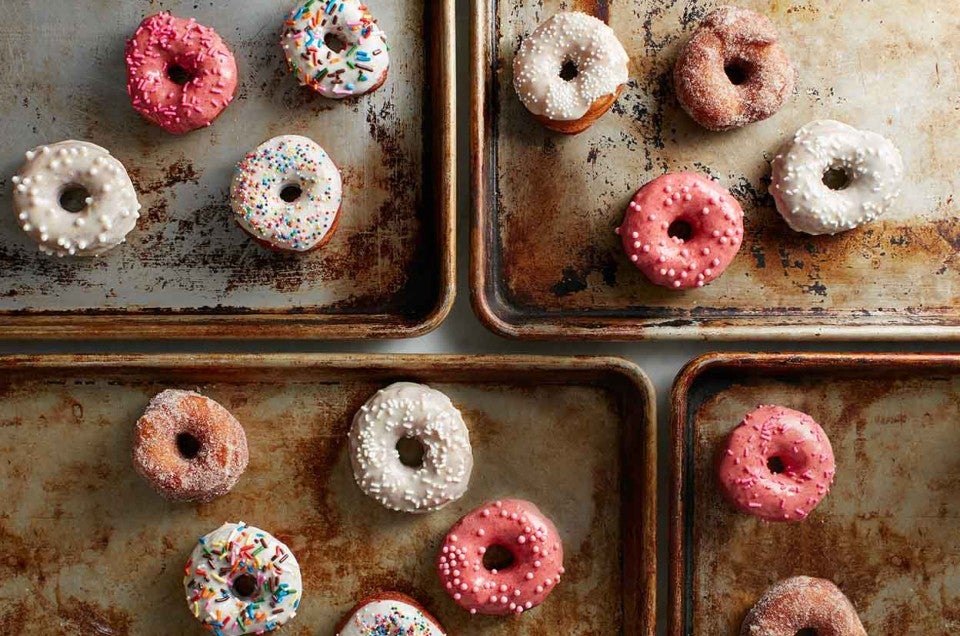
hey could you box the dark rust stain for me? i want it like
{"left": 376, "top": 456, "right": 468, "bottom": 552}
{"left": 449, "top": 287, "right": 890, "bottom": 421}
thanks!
{"left": 56, "top": 597, "right": 132, "bottom": 636}
{"left": 127, "top": 159, "right": 201, "bottom": 196}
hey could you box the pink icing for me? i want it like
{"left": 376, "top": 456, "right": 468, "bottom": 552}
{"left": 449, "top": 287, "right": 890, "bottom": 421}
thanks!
{"left": 617, "top": 172, "right": 744, "bottom": 289}
{"left": 436, "top": 499, "right": 564, "bottom": 616}
{"left": 124, "top": 13, "right": 238, "bottom": 135}
{"left": 718, "top": 405, "right": 836, "bottom": 522}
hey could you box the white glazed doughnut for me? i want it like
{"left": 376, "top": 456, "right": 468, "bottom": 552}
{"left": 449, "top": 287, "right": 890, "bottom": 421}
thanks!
{"left": 349, "top": 382, "right": 473, "bottom": 514}
{"left": 770, "top": 120, "right": 904, "bottom": 235}
{"left": 11, "top": 141, "right": 141, "bottom": 257}
{"left": 513, "top": 12, "right": 629, "bottom": 125}
{"left": 184, "top": 522, "right": 302, "bottom": 635}
{"left": 230, "top": 135, "right": 343, "bottom": 252}
{"left": 281, "top": 0, "right": 390, "bottom": 99}
{"left": 335, "top": 593, "right": 447, "bottom": 635}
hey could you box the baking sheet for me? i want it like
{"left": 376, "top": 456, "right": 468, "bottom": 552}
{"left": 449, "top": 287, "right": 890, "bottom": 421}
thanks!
{"left": 671, "top": 353, "right": 960, "bottom": 634}
{"left": 0, "top": 354, "right": 655, "bottom": 635}
{"left": 472, "top": 0, "right": 960, "bottom": 339}
{"left": 0, "top": 0, "right": 454, "bottom": 338}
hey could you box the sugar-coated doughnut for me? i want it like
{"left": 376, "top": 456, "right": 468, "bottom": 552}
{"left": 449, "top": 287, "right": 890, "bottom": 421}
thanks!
{"left": 350, "top": 382, "right": 473, "bottom": 514}
{"left": 335, "top": 592, "right": 447, "bottom": 635}
{"left": 771, "top": 120, "right": 904, "bottom": 235}
{"left": 437, "top": 499, "right": 564, "bottom": 616}
{"left": 125, "top": 12, "right": 238, "bottom": 135}
{"left": 617, "top": 173, "right": 744, "bottom": 289}
{"left": 674, "top": 6, "right": 795, "bottom": 131}
{"left": 184, "top": 522, "right": 303, "bottom": 635}
{"left": 133, "top": 390, "right": 248, "bottom": 503}
{"left": 230, "top": 135, "right": 343, "bottom": 253}
{"left": 513, "top": 11, "right": 629, "bottom": 134}
{"left": 11, "top": 141, "right": 141, "bottom": 257}
{"left": 718, "top": 405, "right": 835, "bottom": 522}
{"left": 741, "top": 576, "right": 866, "bottom": 636}
{"left": 281, "top": 0, "right": 390, "bottom": 99}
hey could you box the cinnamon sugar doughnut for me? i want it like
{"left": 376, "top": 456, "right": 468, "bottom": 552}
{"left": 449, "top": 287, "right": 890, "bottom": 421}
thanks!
{"left": 674, "top": 6, "right": 795, "bottom": 131}
{"left": 132, "top": 390, "right": 248, "bottom": 502}
{"left": 741, "top": 576, "right": 866, "bottom": 636}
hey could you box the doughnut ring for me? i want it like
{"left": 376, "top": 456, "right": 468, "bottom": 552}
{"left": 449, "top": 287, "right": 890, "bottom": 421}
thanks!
{"left": 741, "top": 576, "right": 866, "bottom": 635}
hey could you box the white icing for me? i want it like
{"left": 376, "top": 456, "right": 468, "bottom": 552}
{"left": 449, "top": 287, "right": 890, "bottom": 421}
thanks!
{"left": 281, "top": 0, "right": 390, "bottom": 99}
{"left": 349, "top": 382, "right": 473, "bottom": 514}
{"left": 770, "top": 120, "right": 904, "bottom": 235}
{"left": 230, "top": 135, "right": 342, "bottom": 252}
{"left": 513, "top": 11, "right": 629, "bottom": 122}
{"left": 338, "top": 597, "right": 446, "bottom": 635}
{"left": 184, "top": 522, "right": 302, "bottom": 636}
{"left": 11, "top": 140, "right": 141, "bottom": 257}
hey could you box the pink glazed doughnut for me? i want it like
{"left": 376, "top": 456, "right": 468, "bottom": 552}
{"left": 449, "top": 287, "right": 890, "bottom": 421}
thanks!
{"left": 718, "top": 405, "right": 836, "bottom": 522}
{"left": 437, "top": 499, "right": 564, "bottom": 616}
{"left": 125, "top": 13, "right": 238, "bottom": 135}
{"left": 617, "top": 173, "right": 744, "bottom": 289}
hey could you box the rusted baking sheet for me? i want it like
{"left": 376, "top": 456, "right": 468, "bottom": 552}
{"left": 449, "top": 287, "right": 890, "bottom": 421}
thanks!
{"left": 0, "top": 354, "right": 655, "bottom": 635}
{"left": 471, "top": 0, "right": 960, "bottom": 340}
{"left": 670, "top": 352, "right": 960, "bottom": 635}
{"left": 0, "top": 1, "right": 454, "bottom": 339}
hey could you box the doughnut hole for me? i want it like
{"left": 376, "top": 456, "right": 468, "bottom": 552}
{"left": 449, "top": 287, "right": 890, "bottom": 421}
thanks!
{"left": 395, "top": 436, "right": 426, "bottom": 468}
{"left": 166, "top": 63, "right": 193, "bottom": 85}
{"left": 723, "top": 58, "right": 753, "bottom": 86}
{"left": 231, "top": 574, "right": 259, "bottom": 600}
{"left": 822, "top": 166, "right": 852, "bottom": 191}
{"left": 324, "top": 32, "right": 348, "bottom": 53}
{"left": 58, "top": 184, "right": 91, "bottom": 213}
{"left": 482, "top": 545, "right": 516, "bottom": 573}
{"left": 796, "top": 629, "right": 819, "bottom": 636}
{"left": 176, "top": 432, "right": 202, "bottom": 460}
{"left": 559, "top": 59, "right": 579, "bottom": 82}
{"left": 280, "top": 183, "right": 304, "bottom": 203}
{"left": 766, "top": 455, "right": 786, "bottom": 474}
{"left": 667, "top": 219, "right": 694, "bottom": 242}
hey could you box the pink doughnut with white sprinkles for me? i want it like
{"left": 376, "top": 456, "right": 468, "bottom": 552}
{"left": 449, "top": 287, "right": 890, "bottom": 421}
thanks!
{"left": 125, "top": 13, "right": 238, "bottom": 135}
{"left": 718, "top": 405, "right": 836, "bottom": 523}
{"left": 617, "top": 173, "right": 744, "bottom": 290}
{"left": 437, "top": 499, "right": 564, "bottom": 616}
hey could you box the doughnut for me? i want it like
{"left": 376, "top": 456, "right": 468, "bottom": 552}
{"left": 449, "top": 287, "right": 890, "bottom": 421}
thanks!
{"left": 281, "top": 0, "right": 390, "bottom": 99}
{"left": 125, "top": 12, "right": 238, "bottom": 135}
{"left": 437, "top": 499, "right": 564, "bottom": 616}
{"left": 132, "top": 390, "right": 249, "bottom": 503}
{"left": 11, "top": 141, "right": 141, "bottom": 257}
{"left": 184, "top": 522, "right": 302, "bottom": 635}
{"left": 771, "top": 120, "right": 905, "bottom": 235}
{"left": 718, "top": 405, "right": 836, "bottom": 522}
{"left": 674, "top": 7, "right": 795, "bottom": 131}
{"left": 335, "top": 592, "right": 446, "bottom": 635}
{"left": 513, "top": 11, "right": 629, "bottom": 134}
{"left": 616, "top": 173, "right": 744, "bottom": 290}
{"left": 349, "top": 382, "right": 473, "bottom": 514}
{"left": 230, "top": 135, "right": 343, "bottom": 253}
{"left": 741, "top": 576, "right": 866, "bottom": 636}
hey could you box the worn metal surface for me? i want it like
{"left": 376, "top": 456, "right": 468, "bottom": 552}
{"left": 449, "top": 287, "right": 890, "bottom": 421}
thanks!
{"left": 472, "top": 0, "right": 960, "bottom": 339}
{"left": 670, "top": 353, "right": 960, "bottom": 635}
{"left": 0, "top": 1, "right": 455, "bottom": 339}
{"left": 0, "top": 354, "right": 655, "bottom": 635}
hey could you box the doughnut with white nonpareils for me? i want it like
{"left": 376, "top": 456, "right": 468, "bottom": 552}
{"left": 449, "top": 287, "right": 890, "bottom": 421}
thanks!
{"left": 771, "top": 120, "right": 904, "bottom": 235}
{"left": 617, "top": 173, "right": 744, "bottom": 289}
{"left": 12, "top": 141, "right": 141, "bottom": 257}
{"left": 741, "top": 576, "right": 866, "bottom": 636}
{"left": 349, "top": 382, "right": 473, "bottom": 513}
{"left": 437, "top": 499, "right": 564, "bottom": 616}
{"left": 231, "top": 135, "right": 343, "bottom": 253}
{"left": 281, "top": 0, "right": 390, "bottom": 99}
{"left": 133, "top": 390, "right": 248, "bottom": 502}
{"left": 125, "top": 12, "right": 238, "bottom": 135}
{"left": 184, "top": 522, "right": 303, "bottom": 636}
{"left": 513, "top": 11, "right": 629, "bottom": 134}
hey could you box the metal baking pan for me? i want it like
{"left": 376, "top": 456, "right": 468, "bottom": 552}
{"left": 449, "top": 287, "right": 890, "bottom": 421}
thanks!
{"left": 670, "top": 352, "right": 960, "bottom": 634}
{"left": 0, "top": 1, "right": 454, "bottom": 339}
{"left": 0, "top": 354, "right": 655, "bottom": 634}
{"left": 471, "top": 0, "right": 960, "bottom": 340}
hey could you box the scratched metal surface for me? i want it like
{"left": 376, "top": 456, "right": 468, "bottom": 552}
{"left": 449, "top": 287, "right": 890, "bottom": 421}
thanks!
{"left": 0, "top": 355, "right": 653, "bottom": 635}
{"left": 0, "top": 1, "right": 444, "bottom": 333}
{"left": 478, "top": 0, "right": 960, "bottom": 338}
{"left": 677, "top": 356, "right": 960, "bottom": 634}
